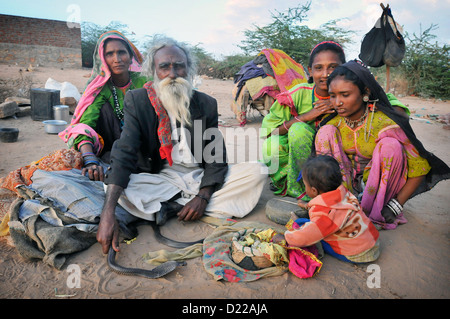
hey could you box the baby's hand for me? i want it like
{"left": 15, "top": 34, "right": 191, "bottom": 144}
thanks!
{"left": 272, "top": 233, "right": 286, "bottom": 245}
{"left": 297, "top": 200, "right": 309, "bottom": 210}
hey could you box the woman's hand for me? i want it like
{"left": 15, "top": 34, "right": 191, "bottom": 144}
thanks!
{"left": 308, "top": 99, "right": 335, "bottom": 119}
{"left": 82, "top": 163, "right": 104, "bottom": 181}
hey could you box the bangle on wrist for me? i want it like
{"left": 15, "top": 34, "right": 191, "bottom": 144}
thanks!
{"left": 84, "top": 160, "right": 100, "bottom": 166}
{"left": 386, "top": 198, "right": 403, "bottom": 216}
{"left": 294, "top": 116, "right": 303, "bottom": 122}
{"left": 195, "top": 194, "right": 210, "bottom": 204}
{"left": 283, "top": 121, "right": 289, "bottom": 131}
{"left": 82, "top": 152, "right": 95, "bottom": 157}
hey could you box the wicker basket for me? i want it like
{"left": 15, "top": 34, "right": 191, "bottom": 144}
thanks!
{"left": 230, "top": 228, "right": 274, "bottom": 270}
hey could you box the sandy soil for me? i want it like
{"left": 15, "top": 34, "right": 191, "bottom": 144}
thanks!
{"left": 0, "top": 65, "right": 449, "bottom": 301}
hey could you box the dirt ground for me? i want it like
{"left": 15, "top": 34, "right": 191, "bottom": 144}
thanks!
{"left": 0, "top": 65, "right": 449, "bottom": 301}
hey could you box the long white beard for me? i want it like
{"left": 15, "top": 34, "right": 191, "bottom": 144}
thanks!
{"left": 153, "top": 76, "right": 193, "bottom": 126}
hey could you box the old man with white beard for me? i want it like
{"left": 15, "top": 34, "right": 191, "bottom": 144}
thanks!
{"left": 96, "top": 37, "right": 268, "bottom": 254}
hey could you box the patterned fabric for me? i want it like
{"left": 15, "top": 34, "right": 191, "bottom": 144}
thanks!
{"left": 318, "top": 60, "right": 449, "bottom": 199}
{"left": 262, "top": 122, "right": 315, "bottom": 198}
{"left": 315, "top": 110, "right": 431, "bottom": 229}
{"left": 203, "top": 221, "right": 288, "bottom": 282}
{"left": 261, "top": 83, "right": 318, "bottom": 198}
{"left": 1, "top": 149, "right": 83, "bottom": 194}
{"left": 285, "top": 185, "right": 380, "bottom": 257}
{"left": 0, "top": 149, "right": 83, "bottom": 236}
{"left": 144, "top": 81, "right": 173, "bottom": 166}
{"left": 71, "top": 72, "right": 147, "bottom": 151}
{"left": 59, "top": 30, "right": 144, "bottom": 155}
{"left": 259, "top": 49, "right": 308, "bottom": 92}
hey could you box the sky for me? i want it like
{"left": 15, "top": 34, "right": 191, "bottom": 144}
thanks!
{"left": 1, "top": 0, "right": 449, "bottom": 61}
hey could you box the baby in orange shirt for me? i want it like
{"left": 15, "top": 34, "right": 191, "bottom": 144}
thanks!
{"left": 273, "top": 155, "right": 380, "bottom": 263}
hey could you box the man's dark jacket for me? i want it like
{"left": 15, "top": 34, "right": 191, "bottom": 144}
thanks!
{"left": 104, "top": 88, "right": 228, "bottom": 192}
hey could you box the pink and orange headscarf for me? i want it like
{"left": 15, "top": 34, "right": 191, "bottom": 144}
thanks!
{"left": 59, "top": 30, "right": 143, "bottom": 154}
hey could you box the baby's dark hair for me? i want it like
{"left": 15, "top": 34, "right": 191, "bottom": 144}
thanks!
{"left": 302, "top": 155, "right": 342, "bottom": 193}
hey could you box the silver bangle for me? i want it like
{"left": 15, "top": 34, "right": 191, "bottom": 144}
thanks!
{"left": 386, "top": 198, "right": 403, "bottom": 216}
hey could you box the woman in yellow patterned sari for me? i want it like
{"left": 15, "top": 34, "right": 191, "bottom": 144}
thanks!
{"left": 315, "top": 60, "right": 450, "bottom": 229}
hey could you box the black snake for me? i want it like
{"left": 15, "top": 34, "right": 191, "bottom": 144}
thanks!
{"left": 106, "top": 222, "right": 204, "bottom": 279}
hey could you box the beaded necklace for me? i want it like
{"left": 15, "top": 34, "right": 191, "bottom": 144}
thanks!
{"left": 338, "top": 101, "right": 377, "bottom": 142}
{"left": 344, "top": 106, "right": 369, "bottom": 129}
{"left": 110, "top": 78, "right": 133, "bottom": 125}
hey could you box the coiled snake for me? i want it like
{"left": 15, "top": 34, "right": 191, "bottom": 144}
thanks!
{"left": 107, "top": 222, "right": 204, "bottom": 279}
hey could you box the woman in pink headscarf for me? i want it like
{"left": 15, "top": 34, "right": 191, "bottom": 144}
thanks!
{"left": 59, "top": 30, "right": 148, "bottom": 181}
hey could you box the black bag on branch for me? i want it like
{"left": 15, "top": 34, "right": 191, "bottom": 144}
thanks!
{"left": 359, "top": 15, "right": 386, "bottom": 67}
{"left": 383, "top": 9, "right": 405, "bottom": 66}
{"left": 359, "top": 6, "right": 405, "bottom": 67}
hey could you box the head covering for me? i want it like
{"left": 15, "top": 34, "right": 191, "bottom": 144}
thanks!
{"left": 59, "top": 30, "right": 143, "bottom": 152}
{"left": 319, "top": 59, "right": 450, "bottom": 197}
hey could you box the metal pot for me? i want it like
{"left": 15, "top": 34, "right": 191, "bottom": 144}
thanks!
{"left": 43, "top": 120, "right": 67, "bottom": 134}
{"left": 53, "top": 105, "right": 70, "bottom": 123}
{"left": 0, "top": 128, "right": 19, "bottom": 143}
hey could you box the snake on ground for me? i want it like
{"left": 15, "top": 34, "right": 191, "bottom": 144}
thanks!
{"left": 106, "top": 222, "right": 204, "bottom": 279}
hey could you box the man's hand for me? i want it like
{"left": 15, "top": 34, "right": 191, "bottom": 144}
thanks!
{"left": 96, "top": 210, "right": 120, "bottom": 254}
{"left": 177, "top": 186, "right": 213, "bottom": 222}
{"left": 177, "top": 195, "right": 207, "bottom": 221}
{"left": 96, "top": 184, "right": 123, "bottom": 254}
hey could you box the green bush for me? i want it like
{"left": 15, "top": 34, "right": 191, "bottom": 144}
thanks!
{"left": 401, "top": 25, "right": 449, "bottom": 99}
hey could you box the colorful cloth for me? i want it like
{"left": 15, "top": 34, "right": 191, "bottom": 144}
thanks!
{"left": 261, "top": 81, "right": 410, "bottom": 199}
{"left": 259, "top": 49, "right": 308, "bottom": 92}
{"left": 284, "top": 185, "right": 380, "bottom": 258}
{"left": 143, "top": 81, "right": 173, "bottom": 166}
{"left": 261, "top": 83, "right": 319, "bottom": 198}
{"left": 235, "top": 228, "right": 289, "bottom": 266}
{"left": 317, "top": 60, "right": 450, "bottom": 199}
{"left": 203, "top": 221, "right": 288, "bottom": 282}
{"left": 0, "top": 149, "right": 83, "bottom": 236}
{"left": 59, "top": 30, "right": 145, "bottom": 155}
{"left": 287, "top": 245, "right": 322, "bottom": 278}
{"left": 315, "top": 110, "right": 431, "bottom": 229}
{"left": 1, "top": 149, "right": 83, "bottom": 194}
{"left": 245, "top": 75, "right": 279, "bottom": 100}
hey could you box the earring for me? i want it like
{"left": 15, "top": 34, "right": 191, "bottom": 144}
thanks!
{"left": 363, "top": 95, "right": 369, "bottom": 102}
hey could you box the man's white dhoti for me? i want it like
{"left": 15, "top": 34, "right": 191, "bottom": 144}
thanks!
{"left": 117, "top": 162, "right": 268, "bottom": 220}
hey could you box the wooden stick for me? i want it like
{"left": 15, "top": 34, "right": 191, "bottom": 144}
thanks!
{"left": 386, "top": 65, "right": 391, "bottom": 92}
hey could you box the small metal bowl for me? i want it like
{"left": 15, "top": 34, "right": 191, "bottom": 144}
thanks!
{"left": 0, "top": 128, "right": 19, "bottom": 143}
{"left": 43, "top": 120, "right": 67, "bottom": 134}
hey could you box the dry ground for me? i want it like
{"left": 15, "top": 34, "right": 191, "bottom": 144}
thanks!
{"left": 0, "top": 65, "right": 449, "bottom": 301}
